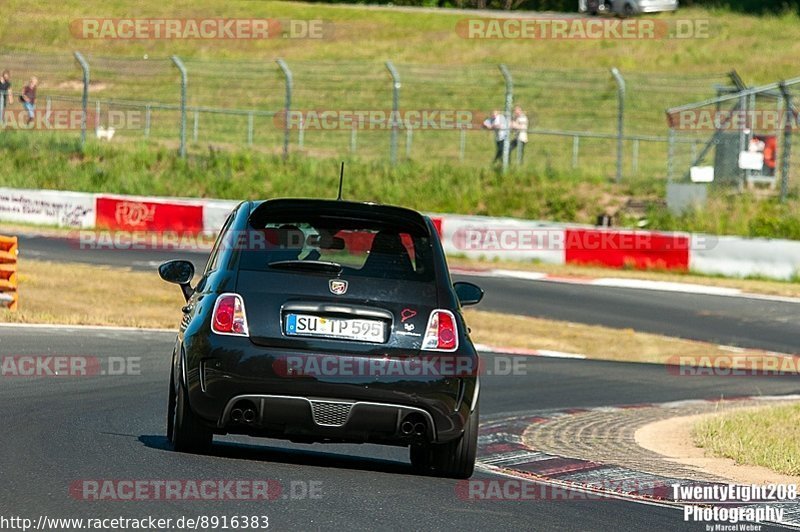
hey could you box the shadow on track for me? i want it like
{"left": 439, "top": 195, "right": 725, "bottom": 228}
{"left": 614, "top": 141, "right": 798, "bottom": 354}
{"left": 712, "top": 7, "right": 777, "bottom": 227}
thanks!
{"left": 138, "top": 434, "right": 415, "bottom": 476}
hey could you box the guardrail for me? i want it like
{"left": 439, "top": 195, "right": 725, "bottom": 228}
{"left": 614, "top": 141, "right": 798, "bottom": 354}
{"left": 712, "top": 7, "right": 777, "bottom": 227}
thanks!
{"left": 0, "top": 236, "right": 19, "bottom": 311}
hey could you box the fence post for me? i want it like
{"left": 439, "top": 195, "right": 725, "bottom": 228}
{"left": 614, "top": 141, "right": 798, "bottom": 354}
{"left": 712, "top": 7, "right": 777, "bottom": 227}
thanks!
{"left": 632, "top": 138, "right": 639, "bottom": 175}
{"left": 276, "top": 58, "right": 293, "bottom": 161}
{"left": 247, "top": 112, "right": 254, "bottom": 146}
{"left": 610, "top": 67, "right": 625, "bottom": 183}
{"left": 499, "top": 64, "right": 513, "bottom": 174}
{"left": 74, "top": 51, "right": 90, "bottom": 149}
{"left": 171, "top": 55, "right": 187, "bottom": 159}
{"left": 350, "top": 125, "right": 357, "bottom": 154}
{"left": 667, "top": 127, "right": 676, "bottom": 182}
{"left": 406, "top": 127, "right": 413, "bottom": 158}
{"left": 779, "top": 82, "right": 794, "bottom": 202}
{"left": 572, "top": 136, "right": 579, "bottom": 169}
{"left": 385, "top": 61, "right": 401, "bottom": 166}
{"left": 459, "top": 126, "right": 466, "bottom": 161}
{"left": 193, "top": 110, "right": 199, "bottom": 142}
{"left": 144, "top": 104, "right": 151, "bottom": 138}
{"left": 298, "top": 116, "right": 304, "bottom": 149}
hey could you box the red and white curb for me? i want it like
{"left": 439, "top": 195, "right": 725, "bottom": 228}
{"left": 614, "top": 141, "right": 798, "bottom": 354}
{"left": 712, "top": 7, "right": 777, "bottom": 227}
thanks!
{"left": 476, "top": 396, "right": 800, "bottom": 528}
{"left": 474, "top": 344, "right": 586, "bottom": 360}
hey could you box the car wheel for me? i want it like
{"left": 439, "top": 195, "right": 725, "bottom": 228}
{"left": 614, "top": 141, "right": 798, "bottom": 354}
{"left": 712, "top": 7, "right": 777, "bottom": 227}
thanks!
{"left": 168, "top": 367, "right": 212, "bottom": 453}
{"left": 410, "top": 404, "right": 479, "bottom": 479}
{"left": 167, "top": 369, "right": 176, "bottom": 441}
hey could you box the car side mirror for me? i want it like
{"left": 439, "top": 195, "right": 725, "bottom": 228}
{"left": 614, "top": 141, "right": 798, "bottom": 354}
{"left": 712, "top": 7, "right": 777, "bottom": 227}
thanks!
{"left": 158, "top": 260, "right": 195, "bottom": 301}
{"left": 454, "top": 281, "right": 484, "bottom": 306}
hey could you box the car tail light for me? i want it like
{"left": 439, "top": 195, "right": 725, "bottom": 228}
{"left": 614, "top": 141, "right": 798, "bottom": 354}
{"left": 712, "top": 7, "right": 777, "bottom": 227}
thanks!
{"left": 211, "top": 293, "right": 249, "bottom": 337}
{"left": 422, "top": 309, "right": 458, "bottom": 352}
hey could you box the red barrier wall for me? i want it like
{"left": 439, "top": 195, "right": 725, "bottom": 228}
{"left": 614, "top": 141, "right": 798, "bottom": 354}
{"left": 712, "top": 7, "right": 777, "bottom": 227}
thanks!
{"left": 564, "top": 228, "right": 690, "bottom": 270}
{"left": 96, "top": 196, "right": 204, "bottom": 233}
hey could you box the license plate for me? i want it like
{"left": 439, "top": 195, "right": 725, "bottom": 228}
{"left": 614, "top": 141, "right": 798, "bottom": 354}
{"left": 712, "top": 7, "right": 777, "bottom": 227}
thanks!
{"left": 285, "top": 314, "right": 386, "bottom": 342}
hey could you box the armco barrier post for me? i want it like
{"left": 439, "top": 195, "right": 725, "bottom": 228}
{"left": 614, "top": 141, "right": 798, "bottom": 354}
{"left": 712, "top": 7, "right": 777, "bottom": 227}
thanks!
{"left": 171, "top": 55, "right": 188, "bottom": 159}
{"left": 610, "top": 67, "right": 625, "bottom": 184}
{"left": 74, "top": 51, "right": 90, "bottom": 150}
{"left": 385, "top": 61, "right": 401, "bottom": 166}
{"left": 277, "top": 58, "right": 293, "bottom": 161}
{"left": 779, "top": 81, "right": 794, "bottom": 202}
{"left": 0, "top": 236, "right": 19, "bottom": 311}
{"left": 499, "top": 64, "right": 513, "bottom": 175}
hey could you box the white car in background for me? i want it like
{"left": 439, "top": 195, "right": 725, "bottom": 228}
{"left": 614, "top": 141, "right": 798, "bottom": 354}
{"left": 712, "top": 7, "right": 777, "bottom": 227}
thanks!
{"left": 579, "top": 0, "right": 679, "bottom": 16}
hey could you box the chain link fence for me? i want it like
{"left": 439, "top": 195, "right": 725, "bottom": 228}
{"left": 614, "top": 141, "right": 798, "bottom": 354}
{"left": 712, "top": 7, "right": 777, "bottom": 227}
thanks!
{"left": 0, "top": 50, "right": 776, "bottom": 185}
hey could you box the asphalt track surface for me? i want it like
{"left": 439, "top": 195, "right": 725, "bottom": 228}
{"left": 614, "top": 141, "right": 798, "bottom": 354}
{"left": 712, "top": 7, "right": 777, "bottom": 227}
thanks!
{"left": 2, "top": 233, "right": 800, "bottom": 530}
{"left": 18, "top": 233, "right": 800, "bottom": 353}
{"left": 2, "top": 325, "right": 798, "bottom": 532}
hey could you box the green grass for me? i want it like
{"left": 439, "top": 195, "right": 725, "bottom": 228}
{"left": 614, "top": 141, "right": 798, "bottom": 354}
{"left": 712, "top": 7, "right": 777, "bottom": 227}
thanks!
{"left": 0, "top": 1, "right": 799, "bottom": 236}
{"left": 693, "top": 403, "right": 800, "bottom": 476}
{"left": 0, "top": 132, "right": 619, "bottom": 222}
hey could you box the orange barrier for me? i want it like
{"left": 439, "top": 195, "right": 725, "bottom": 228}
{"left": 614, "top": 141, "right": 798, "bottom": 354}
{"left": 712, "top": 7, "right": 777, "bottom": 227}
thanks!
{"left": 0, "top": 236, "right": 18, "bottom": 311}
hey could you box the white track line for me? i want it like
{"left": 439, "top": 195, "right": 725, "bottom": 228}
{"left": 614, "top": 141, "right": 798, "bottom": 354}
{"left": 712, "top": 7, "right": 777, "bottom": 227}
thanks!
{"left": 453, "top": 268, "right": 800, "bottom": 304}
{"left": 0, "top": 322, "right": 174, "bottom": 333}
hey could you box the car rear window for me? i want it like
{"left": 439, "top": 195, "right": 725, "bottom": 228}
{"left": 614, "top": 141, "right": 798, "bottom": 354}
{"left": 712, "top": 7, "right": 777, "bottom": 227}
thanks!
{"left": 236, "top": 219, "right": 435, "bottom": 282}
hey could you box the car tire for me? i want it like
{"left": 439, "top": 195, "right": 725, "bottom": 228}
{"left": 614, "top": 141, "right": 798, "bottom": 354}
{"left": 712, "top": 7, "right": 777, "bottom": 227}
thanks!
{"left": 168, "top": 368, "right": 213, "bottom": 453}
{"left": 410, "top": 404, "right": 478, "bottom": 479}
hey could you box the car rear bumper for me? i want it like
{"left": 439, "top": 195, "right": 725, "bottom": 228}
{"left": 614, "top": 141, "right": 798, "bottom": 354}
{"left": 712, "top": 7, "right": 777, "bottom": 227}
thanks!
{"left": 182, "top": 336, "right": 479, "bottom": 444}
{"left": 218, "top": 394, "right": 438, "bottom": 444}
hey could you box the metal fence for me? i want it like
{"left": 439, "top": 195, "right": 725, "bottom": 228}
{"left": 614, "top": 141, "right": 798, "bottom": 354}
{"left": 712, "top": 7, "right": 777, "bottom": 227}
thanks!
{"left": 666, "top": 77, "right": 800, "bottom": 201}
{"left": 0, "top": 50, "right": 750, "bottom": 182}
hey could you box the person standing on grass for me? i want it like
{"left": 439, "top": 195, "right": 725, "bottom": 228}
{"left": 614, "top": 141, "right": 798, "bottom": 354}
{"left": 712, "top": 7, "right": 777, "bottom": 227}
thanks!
{"left": 20, "top": 76, "right": 37, "bottom": 124}
{"left": 482, "top": 110, "right": 508, "bottom": 165}
{"left": 0, "top": 70, "right": 11, "bottom": 111}
{"left": 509, "top": 106, "right": 529, "bottom": 163}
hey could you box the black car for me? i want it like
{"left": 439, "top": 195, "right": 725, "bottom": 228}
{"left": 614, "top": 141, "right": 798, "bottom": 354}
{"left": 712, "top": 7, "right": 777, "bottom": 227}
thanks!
{"left": 159, "top": 198, "right": 484, "bottom": 478}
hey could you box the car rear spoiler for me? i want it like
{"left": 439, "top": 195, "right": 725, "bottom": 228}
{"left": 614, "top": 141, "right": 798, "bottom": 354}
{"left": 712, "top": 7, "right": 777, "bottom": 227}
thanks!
{"left": 248, "top": 198, "right": 431, "bottom": 235}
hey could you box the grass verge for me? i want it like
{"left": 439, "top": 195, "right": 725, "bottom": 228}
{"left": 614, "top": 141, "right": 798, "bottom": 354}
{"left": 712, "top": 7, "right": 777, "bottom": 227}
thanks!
{"left": 693, "top": 403, "right": 800, "bottom": 476}
{"left": 2, "top": 259, "right": 795, "bottom": 369}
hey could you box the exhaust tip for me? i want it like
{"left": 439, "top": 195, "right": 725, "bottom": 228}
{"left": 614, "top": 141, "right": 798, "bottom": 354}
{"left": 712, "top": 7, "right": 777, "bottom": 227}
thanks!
{"left": 230, "top": 408, "right": 243, "bottom": 423}
{"left": 413, "top": 422, "right": 426, "bottom": 436}
{"left": 400, "top": 421, "right": 414, "bottom": 435}
{"left": 243, "top": 408, "right": 257, "bottom": 423}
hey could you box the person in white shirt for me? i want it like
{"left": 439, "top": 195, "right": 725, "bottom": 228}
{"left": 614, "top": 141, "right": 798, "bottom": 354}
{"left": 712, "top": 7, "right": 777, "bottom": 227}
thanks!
{"left": 510, "top": 106, "right": 529, "bottom": 162}
{"left": 482, "top": 110, "right": 508, "bottom": 164}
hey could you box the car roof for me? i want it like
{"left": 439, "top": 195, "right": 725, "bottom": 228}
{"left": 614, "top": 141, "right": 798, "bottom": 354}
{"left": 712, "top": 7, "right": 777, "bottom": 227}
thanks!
{"left": 248, "top": 198, "right": 431, "bottom": 234}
